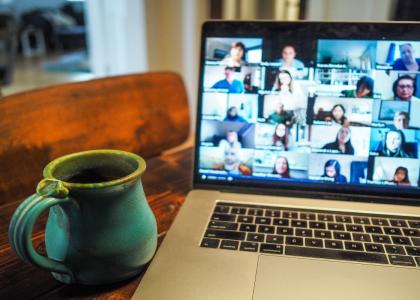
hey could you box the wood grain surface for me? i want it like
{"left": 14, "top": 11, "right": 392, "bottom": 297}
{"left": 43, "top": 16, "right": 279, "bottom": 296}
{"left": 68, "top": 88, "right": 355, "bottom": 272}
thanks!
{"left": 0, "top": 147, "right": 193, "bottom": 300}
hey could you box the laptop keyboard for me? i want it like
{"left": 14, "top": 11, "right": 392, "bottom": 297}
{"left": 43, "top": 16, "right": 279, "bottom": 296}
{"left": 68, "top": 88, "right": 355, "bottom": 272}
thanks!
{"left": 200, "top": 202, "right": 420, "bottom": 268}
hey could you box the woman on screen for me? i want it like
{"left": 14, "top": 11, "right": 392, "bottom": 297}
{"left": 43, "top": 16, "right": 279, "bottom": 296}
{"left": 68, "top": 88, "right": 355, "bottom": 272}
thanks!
{"left": 322, "top": 127, "right": 355, "bottom": 155}
{"left": 329, "top": 104, "right": 349, "bottom": 126}
{"left": 271, "top": 70, "right": 305, "bottom": 110}
{"left": 224, "top": 106, "right": 247, "bottom": 122}
{"left": 272, "top": 123, "right": 290, "bottom": 150}
{"left": 322, "top": 160, "right": 347, "bottom": 183}
{"left": 341, "top": 76, "right": 374, "bottom": 98}
{"left": 380, "top": 130, "right": 413, "bottom": 158}
{"left": 391, "top": 166, "right": 411, "bottom": 186}
{"left": 272, "top": 156, "right": 291, "bottom": 178}
{"left": 391, "top": 75, "right": 419, "bottom": 101}
{"left": 222, "top": 42, "right": 246, "bottom": 67}
{"left": 219, "top": 130, "right": 242, "bottom": 151}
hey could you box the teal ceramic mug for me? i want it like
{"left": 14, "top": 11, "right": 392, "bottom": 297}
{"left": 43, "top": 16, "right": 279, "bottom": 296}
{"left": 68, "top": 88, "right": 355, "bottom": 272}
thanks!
{"left": 9, "top": 149, "right": 157, "bottom": 285}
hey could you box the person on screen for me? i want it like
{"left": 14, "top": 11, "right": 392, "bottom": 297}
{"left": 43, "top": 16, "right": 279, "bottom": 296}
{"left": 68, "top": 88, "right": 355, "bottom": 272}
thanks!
{"left": 391, "top": 111, "right": 409, "bottom": 130}
{"left": 323, "top": 104, "right": 349, "bottom": 126}
{"left": 276, "top": 45, "right": 305, "bottom": 78}
{"left": 391, "top": 75, "right": 419, "bottom": 101}
{"left": 391, "top": 166, "right": 411, "bottom": 186}
{"left": 272, "top": 70, "right": 305, "bottom": 109}
{"left": 219, "top": 130, "right": 242, "bottom": 151}
{"left": 243, "top": 73, "right": 258, "bottom": 93}
{"left": 211, "top": 66, "right": 244, "bottom": 93}
{"left": 213, "top": 147, "right": 251, "bottom": 175}
{"left": 272, "top": 123, "right": 290, "bottom": 151}
{"left": 267, "top": 103, "right": 292, "bottom": 125}
{"left": 222, "top": 42, "right": 246, "bottom": 67}
{"left": 224, "top": 106, "right": 247, "bottom": 122}
{"left": 341, "top": 76, "right": 374, "bottom": 98}
{"left": 322, "top": 160, "right": 347, "bottom": 183}
{"left": 272, "top": 156, "right": 291, "bottom": 178}
{"left": 322, "top": 127, "right": 355, "bottom": 155}
{"left": 380, "top": 129, "right": 413, "bottom": 158}
{"left": 392, "top": 43, "right": 420, "bottom": 72}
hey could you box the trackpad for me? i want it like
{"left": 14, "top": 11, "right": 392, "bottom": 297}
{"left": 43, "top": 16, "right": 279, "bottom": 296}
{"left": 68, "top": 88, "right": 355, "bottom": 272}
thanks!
{"left": 253, "top": 255, "right": 419, "bottom": 300}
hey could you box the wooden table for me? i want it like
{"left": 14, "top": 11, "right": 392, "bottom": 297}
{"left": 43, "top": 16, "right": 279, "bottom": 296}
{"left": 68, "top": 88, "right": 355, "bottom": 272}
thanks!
{"left": 0, "top": 147, "right": 193, "bottom": 299}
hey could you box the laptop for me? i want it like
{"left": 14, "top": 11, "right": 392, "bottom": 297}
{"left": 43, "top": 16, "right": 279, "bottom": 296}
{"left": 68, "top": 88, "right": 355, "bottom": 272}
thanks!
{"left": 134, "top": 21, "right": 420, "bottom": 300}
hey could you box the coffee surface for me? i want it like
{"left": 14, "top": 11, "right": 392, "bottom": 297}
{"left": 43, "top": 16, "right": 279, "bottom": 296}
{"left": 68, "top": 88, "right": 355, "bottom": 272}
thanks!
{"left": 65, "top": 167, "right": 127, "bottom": 183}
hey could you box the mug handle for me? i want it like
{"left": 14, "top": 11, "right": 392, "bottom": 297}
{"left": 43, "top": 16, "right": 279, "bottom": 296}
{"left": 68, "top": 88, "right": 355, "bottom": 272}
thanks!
{"left": 9, "top": 179, "right": 74, "bottom": 277}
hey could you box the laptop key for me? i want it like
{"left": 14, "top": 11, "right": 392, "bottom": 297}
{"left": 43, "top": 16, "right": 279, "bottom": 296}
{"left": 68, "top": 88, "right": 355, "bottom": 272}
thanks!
{"left": 300, "top": 213, "right": 316, "bottom": 220}
{"left": 296, "top": 228, "right": 313, "bottom": 237}
{"left": 277, "top": 227, "right": 293, "bottom": 235}
{"left": 305, "top": 238, "right": 323, "bottom": 248}
{"left": 256, "top": 217, "right": 271, "bottom": 225}
{"left": 240, "top": 242, "right": 258, "bottom": 252}
{"left": 392, "top": 236, "right": 411, "bottom": 245}
{"left": 283, "top": 211, "right": 298, "bottom": 219}
{"left": 389, "top": 219, "right": 408, "bottom": 227}
{"left": 408, "top": 221, "right": 420, "bottom": 229}
{"left": 405, "top": 247, "right": 420, "bottom": 256}
{"left": 365, "top": 243, "right": 385, "bottom": 253}
{"left": 310, "top": 221, "right": 326, "bottom": 229}
{"left": 248, "top": 209, "right": 263, "bottom": 216}
{"left": 208, "top": 221, "right": 238, "bottom": 231}
{"left": 412, "top": 238, "right": 420, "bottom": 246}
{"left": 345, "top": 241, "right": 364, "bottom": 251}
{"left": 285, "top": 246, "right": 388, "bottom": 264}
{"left": 353, "top": 233, "right": 372, "bottom": 242}
{"left": 318, "top": 214, "right": 334, "bottom": 222}
{"left": 291, "top": 220, "right": 307, "bottom": 228}
{"left": 335, "top": 215, "right": 352, "bottom": 223}
{"left": 237, "top": 216, "right": 254, "bottom": 223}
{"left": 214, "top": 205, "right": 230, "bottom": 214}
{"left": 384, "top": 227, "right": 402, "bottom": 236}
{"left": 388, "top": 255, "right": 416, "bottom": 267}
{"left": 211, "top": 213, "right": 236, "bottom": 222}
{"left": 385, "top": 245, "right": 405, "bottom": 255}
{"left": 328, "top": 223, "right": 345, "bottom": 231}
{"left": 353, "top": 217, "right": 370, "bottom": 225}
{"left": 371, "top": 218, "right": 389, "bottom": 226}
{"left": 239, "top": 223, "right": 256, "bottom": 232}
{"left": 325, "top": 240, "right": 343, "bottom": 249}
{"left": 200, "top": 238, "right": 220, "bottom": 248}
{"left": 371, "top": 234, "right": 391, "bottom": 244}
{"left": 220, "top": 240, "right": 239, "bottom": 250}
{"left": 258, "top": 225, "right": 275, "bottom": 234}
{"left": 346, "top": 224, "right": 363, "bottom": 232}
{"left": 286, "top": 237, "right": 303, "bottom": 246}
{"left": 365, "top": 226, "right": 383, "bottom": 234}
{"left": 403, "top": 228, "right": 420, "bottom": 237}
{"left": 314, "top": 230, "right": 332, "bottom": 239}
{"left": 273, "top": 218, "right": 289, "bottom": 226}
{"left": 231, "top": 207, "right": 246, "bottom": 215}
{"left": 266, "top": 235, "right": 284, "bottom": 244}
{"left": 205, "top": 229, "right": 245, "bottom": 241}
{"left": 265, "top": 210, "right": 281, "bottom": 218}
{"left": 260, "top": 243, "right": 283, "bottom": 254}
{"left": 247, "top": 233, "right": 265, "bottom": 242}
{"left": 333, "top": 232, "right": 351, "bottom": 240}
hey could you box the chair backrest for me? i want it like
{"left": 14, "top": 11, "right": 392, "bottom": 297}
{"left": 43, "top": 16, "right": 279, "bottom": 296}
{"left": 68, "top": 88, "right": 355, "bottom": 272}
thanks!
{"left": 0, "top": 72, "right": 190, "bottom": 203}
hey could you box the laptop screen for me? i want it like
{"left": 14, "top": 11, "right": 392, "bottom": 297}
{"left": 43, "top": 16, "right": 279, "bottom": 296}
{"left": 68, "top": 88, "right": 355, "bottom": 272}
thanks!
{"left": 194, "top": 21, "right": 420, "bottom": 202}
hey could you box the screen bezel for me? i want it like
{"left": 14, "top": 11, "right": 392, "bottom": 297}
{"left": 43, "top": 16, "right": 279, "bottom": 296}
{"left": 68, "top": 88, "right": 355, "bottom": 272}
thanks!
{"left": 193, "top": 20, "right": 420, "bottom": 206}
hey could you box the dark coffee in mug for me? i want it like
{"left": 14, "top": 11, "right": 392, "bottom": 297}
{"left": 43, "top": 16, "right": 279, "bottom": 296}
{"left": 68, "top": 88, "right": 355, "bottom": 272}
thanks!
{"left": 65, "top": 167, "right": 128, "bottom": 183}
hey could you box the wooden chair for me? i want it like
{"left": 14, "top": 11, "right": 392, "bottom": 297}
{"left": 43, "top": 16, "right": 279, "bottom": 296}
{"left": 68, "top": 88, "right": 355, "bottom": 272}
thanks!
{"left": 0, "top": 72, "right": 190, "bottom": 203}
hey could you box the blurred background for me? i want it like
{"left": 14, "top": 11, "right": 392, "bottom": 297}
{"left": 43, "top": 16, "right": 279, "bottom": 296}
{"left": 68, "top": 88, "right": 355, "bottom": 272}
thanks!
{"left": 0, "top": 0, "right": 419, "bottom": 125}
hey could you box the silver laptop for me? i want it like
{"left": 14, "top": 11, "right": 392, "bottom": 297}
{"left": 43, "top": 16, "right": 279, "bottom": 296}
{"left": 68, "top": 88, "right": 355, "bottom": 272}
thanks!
{"left": 134, "top": 21, "right": 420, "bottom": 300}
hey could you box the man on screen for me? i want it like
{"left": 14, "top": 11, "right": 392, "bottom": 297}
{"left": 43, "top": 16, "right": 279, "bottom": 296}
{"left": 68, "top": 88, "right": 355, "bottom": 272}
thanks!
{"left": 392, "top": 43, "right": 420, "bottom": 72}
{"left": 211, "top": 66, "right": 244, "bottom": 93}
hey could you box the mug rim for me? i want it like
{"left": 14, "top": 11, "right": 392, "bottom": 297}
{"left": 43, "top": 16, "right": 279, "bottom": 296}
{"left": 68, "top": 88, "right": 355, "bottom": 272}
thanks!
{"left": 43, "top": 149, "right": 146, "bottom": 189}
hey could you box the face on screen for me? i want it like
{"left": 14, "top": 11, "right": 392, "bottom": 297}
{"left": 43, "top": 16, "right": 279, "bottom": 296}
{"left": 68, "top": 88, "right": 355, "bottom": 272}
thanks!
{"left": 198, "top": 34, "right": 420, "bottom": 190}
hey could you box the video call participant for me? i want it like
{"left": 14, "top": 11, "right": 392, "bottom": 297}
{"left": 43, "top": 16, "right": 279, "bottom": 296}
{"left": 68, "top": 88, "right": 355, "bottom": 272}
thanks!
{"left": 243, "top": 73, "right": 258, "bottom": 93}
{"left": 393, "top": 43, "right": 420, "bottom": 72}
{"left": 341, "top": 76, "right": 374, "bottom": 98}
{"left": 219, "top": 130, "right": 242, "bottom": 151}
{"left": 224, "top": 106, "right": 247, "bottom": 122}
{"left": 391, "top": 75, "right": 419, "bottom": 101}
{"left": 276, "top": 45, "right": 305, "bottom": 78}
{"left": 391, "top": 111, "right": 409, "bottom": 130}
{"left": 213, "top": 147, "right": 252, "bottom": 175}
{"left": 211, "top": 66, "right": 244, "bottom": 93}
{"left": 272, "top": 70, "right": 305, "bottom": 109}
{"left": 272, "top": 156, "right": 291, "bottom": 178}
{"left": 322, "top": 127, "right": 355, "bottom": 155}
{"left": 267, "top": 103, "right": 292, "bottom": 125}
{"left": 222, "top": 42, "right": 246, "bottom": 67}
{"left": 272, "top": 123, "right": 290, "bottom": 151}
{"left": 380, "top": 129, "right": 413, "bottom": 158}
{"left": 391, "top": 166, "right": 411, "bottom": 186}
{"left": 318, "top": 104, "right": 349, "bottom": 126}
{"left": 322, "top": 159, "right": 347, "bottom": 183}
